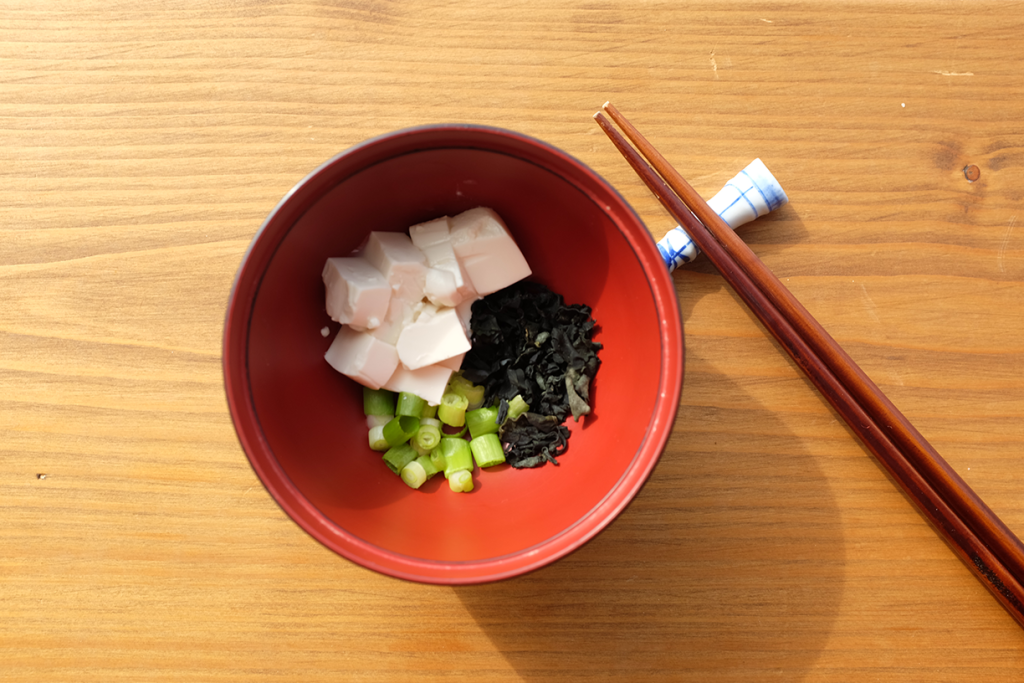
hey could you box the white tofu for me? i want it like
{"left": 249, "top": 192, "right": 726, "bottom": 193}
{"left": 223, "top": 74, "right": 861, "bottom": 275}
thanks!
{"left": 455, "top": 296, "right": 479, "bottom": 336}
{"left": 321, "top": 256, "right": 391, "bottom": 329}
{"left": 368, "top": 296, "right": 421, "bottom": 346}
{"left": 449, "top": 207, "right": 532, "bottom": 296}
{"left": 382, "top": 363, "right": 453, "bottom": 406}
{"left": 423, "top": 267, "right": 459, "bottom": 307}
{"left": 361, "top": 231, "right": 428, "bottom": 303}
{"left": 451, "top": 257, "right": 478, "bottom": 303}
{"left": 410, "top": 216, "right": 473, "bottom": 306}
{"left": 324, "top": 327, "right": 399, "bottom": 390}
{"left": 396, "top": 306, "right": 471, "bottom": 370}
{"left": 408, "top": 216, "right": 451, "bottom": 249}
{"left": 437, "top": 352, "right": 465, "bottom": 371}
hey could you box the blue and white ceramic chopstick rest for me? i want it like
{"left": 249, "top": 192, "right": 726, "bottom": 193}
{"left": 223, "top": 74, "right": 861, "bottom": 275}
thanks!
{"left": 657, "top": 158, "right": 788, "bottom": 271}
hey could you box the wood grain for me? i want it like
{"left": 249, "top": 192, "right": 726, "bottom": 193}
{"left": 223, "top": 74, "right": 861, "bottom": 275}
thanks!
{"left": 1, "top": 1, "right": 1022, "bottom": 681}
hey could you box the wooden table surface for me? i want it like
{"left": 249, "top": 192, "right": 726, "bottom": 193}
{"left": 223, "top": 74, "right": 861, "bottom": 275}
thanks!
{"left": 3, "top": 1, "right": 1023, "bottom": 681}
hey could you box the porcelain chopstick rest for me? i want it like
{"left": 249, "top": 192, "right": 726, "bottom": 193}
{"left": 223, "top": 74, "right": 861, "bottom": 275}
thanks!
{"left": 657, "top": 158, "right": 788, "bottom": 271}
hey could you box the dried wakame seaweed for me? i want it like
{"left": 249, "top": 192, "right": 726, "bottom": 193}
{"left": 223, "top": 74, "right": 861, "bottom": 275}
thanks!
{"left": 499, "top": 413, "right": 569, "bottom": 469}
{"left": 461, "top": 281, "right": 602, "bottom": 468}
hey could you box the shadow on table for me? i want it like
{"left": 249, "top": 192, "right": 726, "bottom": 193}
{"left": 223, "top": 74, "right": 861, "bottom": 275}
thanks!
{"left": 453, "top": 384, "right": 845, "bottom": 681}
{"left": 454, "top": 245, "right": 846, "bottom": 682}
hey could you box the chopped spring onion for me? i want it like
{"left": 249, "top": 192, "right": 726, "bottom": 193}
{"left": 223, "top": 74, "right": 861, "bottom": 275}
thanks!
{"left": 382, "top": 415, "right": 420, "bottom": 448}
{"left": 506, "top": 394, "right": 530, "bottom": 422}
{"left": 438, "top": 436, "right": 473, "bottom": 479}
{"left": 366, "top": 414, "right": 391, "bottom": 429}
{"left": 415, "top": 453, "right": 441, "bottom": 479}
{"left": 368, "top": 424, "right": 389, "bottom": 451}
{"left": 447, "top": 372, "right": 486, "bottom": 410}
{"left": 438, "top": 392, "right": 469, "bottom": 427}
{"left": 470, "top": 432, "right": 506, "bottom": 468}
{"left": 363, "top": 387, "right": 396, "bottom": 416}
{"left": 429, "top": 448, "right": 447, "bottom": 474}
{"left": 400, "top": 460, "right": 427, "bottom": 489}
{"left": 421, "top": 403, "right": 438, "bottom": 419}
{"left": 396, "top": 391, "right": 427, "bottom": 418}
{"left": 382, "top": 443, "right": 418, "bottom": 474}
{"left": 466, "top": 406, "right": 500, "bottom": 440}
{"left": 448, "top": 469, "right": 474, "bottom": 493}
{"left": 441, "top": 423, "right": 468, "bottom": 438}
{"left": 409, "top": 438, "right": 432, "bottom": 457}
{"left": 415, "top": 417, "right": 442, "bottom": 452}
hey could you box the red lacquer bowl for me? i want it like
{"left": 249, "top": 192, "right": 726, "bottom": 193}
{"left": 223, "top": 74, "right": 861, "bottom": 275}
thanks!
{"left": 223, "top": 124, "right": 683, "bottom": 583}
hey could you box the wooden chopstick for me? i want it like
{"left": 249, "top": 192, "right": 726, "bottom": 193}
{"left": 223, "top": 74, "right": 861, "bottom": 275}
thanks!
{"left": 600, "top": 101, "right": 1024, "bottom": 580}
{"left": 595, "top": 102, "right": 1024, "bottom": 629}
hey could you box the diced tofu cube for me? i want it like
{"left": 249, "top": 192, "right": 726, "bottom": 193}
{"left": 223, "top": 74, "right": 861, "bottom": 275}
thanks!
{"left": 324, "top": 327, "right": 399, "bottom": 390}
{"left": 437, "top": 352, "right": 465, "bottom": 371}
{"left": 410, "top": 216, "right": 473, "bottom": 306}
{"left": 449, "top": 207, "right": 532, "bottom": 296}
{"left": 396, "top": 306, "right": 471, "bottom": 370}
{"left": 362, "top": 231, "right": 428, "bottom": 303}
{"left": 423, "top": 267, "right": 459, "bottom": 308}
{"left": 408, "top": 216, "right": 452, "bottom": 249}
{"left": 382, "top": 363, "right": 453, "bottom": 406}
{"left": 455, "top": 296, "right": 479, "bottom": 335}
{"left": 368, "top": 297, "right": 421, "bottom": 346}
{"left": 321, "top": 256, "right": 391, "bottom": 329}
{"left": 455, "top": 258, "right": 478, "bottom": 301}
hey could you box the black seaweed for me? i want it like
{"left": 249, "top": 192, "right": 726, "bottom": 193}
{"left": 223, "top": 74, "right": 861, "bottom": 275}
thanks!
{"left": 461, "top": 281, "right": 602, "bottom": 468}
{"left": 500, "top": 413, "right": 570, "bottom": 468}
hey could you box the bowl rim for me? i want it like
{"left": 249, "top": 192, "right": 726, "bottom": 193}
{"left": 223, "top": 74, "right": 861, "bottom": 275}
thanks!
{"left": 222, "top": 123, "right": 684, "bottom": 584}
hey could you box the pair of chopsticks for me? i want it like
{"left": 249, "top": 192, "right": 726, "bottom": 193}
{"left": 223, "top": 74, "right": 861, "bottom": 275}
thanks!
{"left": 595, "top": 102, "right": 1024, "bottom": 629}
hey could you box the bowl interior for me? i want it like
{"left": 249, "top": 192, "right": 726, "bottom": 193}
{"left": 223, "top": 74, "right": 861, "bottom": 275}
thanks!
{"left": 226, "top": 126, "right": 682, "bottom": 583}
